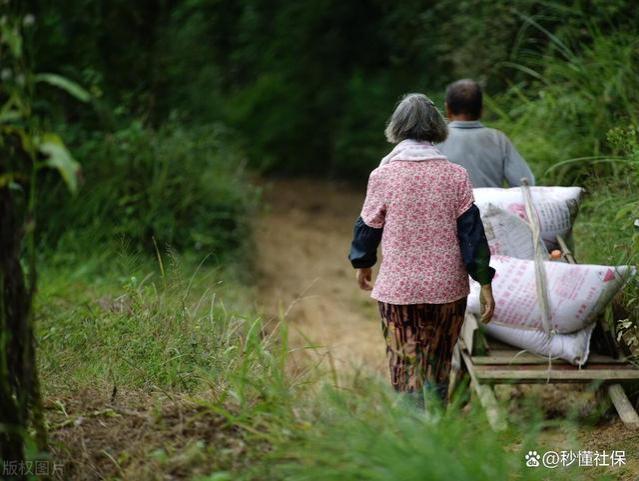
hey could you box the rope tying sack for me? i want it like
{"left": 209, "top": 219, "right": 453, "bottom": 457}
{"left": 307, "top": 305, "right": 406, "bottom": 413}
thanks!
{"left": 520, "top": 178, "right": 556, "bottom": 381}
{"left": 520, "top": 178, "right": 553, "bottom": 334}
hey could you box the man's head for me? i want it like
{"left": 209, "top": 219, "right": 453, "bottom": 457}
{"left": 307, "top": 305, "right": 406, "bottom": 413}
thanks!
{"left": 445, "top": 79, "right": 483, "bottom": 120}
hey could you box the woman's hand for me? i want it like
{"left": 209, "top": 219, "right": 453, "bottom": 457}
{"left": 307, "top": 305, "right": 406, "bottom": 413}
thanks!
{"left": 479, "top": 284, "right": 495, "bottom": 324}
{"left": 356, "top": 268, "right": 374, "bottom": 291}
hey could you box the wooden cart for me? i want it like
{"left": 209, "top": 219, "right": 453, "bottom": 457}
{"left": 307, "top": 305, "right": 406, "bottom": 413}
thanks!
{"left": 453, "top": 236, "right": 639, "bottom": 431}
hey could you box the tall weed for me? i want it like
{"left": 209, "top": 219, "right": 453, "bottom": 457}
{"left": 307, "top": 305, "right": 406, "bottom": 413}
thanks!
{"left": 491, "top": 23, "right": 639, "bottom": 185}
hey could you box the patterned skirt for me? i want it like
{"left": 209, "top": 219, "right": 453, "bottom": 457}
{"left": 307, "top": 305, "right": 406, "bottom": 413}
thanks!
{"left": 378, "top": 297, "right": 467, "bottom": 399}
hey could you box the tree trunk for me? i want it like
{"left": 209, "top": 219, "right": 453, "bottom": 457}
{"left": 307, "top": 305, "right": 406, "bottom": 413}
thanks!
{"left": 0, "top": 152, "right": 47, "bottom": 477}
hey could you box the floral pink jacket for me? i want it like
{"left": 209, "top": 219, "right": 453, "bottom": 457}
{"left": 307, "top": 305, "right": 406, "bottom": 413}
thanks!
{"left": 361, "top": 140, "right": 474, "bottom": 305}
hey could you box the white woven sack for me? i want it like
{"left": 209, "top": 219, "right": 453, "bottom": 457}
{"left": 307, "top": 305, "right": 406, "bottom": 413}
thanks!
{"left": 480, "top": 203, "right": 548, "bottom": 260}
{"left": 483, "top": 321, "right": 595, "bottom": 366}
{"left": 473, "top": 186, "right": 583, "bottom": 249}
{"left": 468, "top": 256, "right": 634, "bottom": 334}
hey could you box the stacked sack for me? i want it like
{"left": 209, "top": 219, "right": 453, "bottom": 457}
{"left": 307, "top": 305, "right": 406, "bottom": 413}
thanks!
{"left": 467, "top": 187, "right": 635, "bottom": 366}
{"left": 474, "top": 186, "right": 583, "bottom": 253}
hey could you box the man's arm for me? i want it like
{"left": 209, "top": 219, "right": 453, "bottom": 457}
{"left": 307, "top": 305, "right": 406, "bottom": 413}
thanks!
{"left": 503, "top": 135, "right": 535, "bottom": 187}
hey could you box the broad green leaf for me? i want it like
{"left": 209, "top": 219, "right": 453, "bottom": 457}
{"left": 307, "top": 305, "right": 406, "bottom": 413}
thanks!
{"left": 37, "top": 133, "right": 81, "bottom": 193}
{"left": 34, "top": 73, "right": 90, "bottom": 102}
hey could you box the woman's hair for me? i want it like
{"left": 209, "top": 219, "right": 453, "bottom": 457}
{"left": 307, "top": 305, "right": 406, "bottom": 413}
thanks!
{"left": 384, "top": 93, "right": 448, "bottom": 144}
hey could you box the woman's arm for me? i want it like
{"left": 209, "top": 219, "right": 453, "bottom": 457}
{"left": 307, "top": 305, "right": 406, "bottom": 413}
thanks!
{"left": 457, "top": 204, "right": 495, "bottom": 322}
{"left": 457, "top": 204, "right": 495, "bottom": 285}
{"left": 349, "top": 169, "right": 386, "bottom": 291}
{"left": 348, "top": 217, "right": 383, "bottom": 290}
{"left": 349, "top": 217, "right": 383, "bottom": 268}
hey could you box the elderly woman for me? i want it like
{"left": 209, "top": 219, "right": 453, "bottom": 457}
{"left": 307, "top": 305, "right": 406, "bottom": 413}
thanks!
{"left": 349, "top": 93, "right": 495, "bottom": 406}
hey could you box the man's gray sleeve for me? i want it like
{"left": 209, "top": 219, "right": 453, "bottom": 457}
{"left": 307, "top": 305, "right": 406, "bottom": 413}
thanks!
{"left": 503, "top": 135, "right": 535, "bottom": 186}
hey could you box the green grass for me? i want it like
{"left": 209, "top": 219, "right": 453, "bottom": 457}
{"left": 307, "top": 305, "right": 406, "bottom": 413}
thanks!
{"left": 36, "top": 246, "right": 614, "bottom": 481}
{"left": 264, "top": 386, "right": 535, "bottom": 481}
{"left": 37, "top": 247, "right": 259, "bottom": 394}
{"left": 37, "top": 247, "right": 294, "bottom": 478}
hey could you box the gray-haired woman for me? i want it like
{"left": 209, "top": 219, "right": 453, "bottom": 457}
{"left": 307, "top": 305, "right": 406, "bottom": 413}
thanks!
{"left": 349, "top": 93, "right": 495, "bottom": 406}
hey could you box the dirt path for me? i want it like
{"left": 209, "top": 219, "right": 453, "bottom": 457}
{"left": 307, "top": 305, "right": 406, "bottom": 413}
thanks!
{"left": 254, "top": 178, "right": 387, "bottom": 379}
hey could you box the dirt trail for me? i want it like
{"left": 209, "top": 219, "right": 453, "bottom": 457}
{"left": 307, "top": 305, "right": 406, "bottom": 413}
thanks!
{"left": 254, "top": 178, "right": 387, "bottom": 379}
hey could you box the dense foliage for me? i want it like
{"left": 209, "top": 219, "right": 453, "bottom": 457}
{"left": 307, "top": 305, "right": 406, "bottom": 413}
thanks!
{"left": 43, "top": 122, "right": 256, "bottom": 257}
{"left": 25, "top": 0, "right": 639, "bottom": 181}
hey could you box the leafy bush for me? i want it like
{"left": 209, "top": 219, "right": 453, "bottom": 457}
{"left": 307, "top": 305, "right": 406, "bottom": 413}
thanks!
{"left": 40, "top": 122, "right": 258, "bottom": 261}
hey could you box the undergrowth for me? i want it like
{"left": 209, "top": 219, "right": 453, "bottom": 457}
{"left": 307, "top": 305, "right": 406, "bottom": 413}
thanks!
{"left": 39, "top": 122, "right": 259, "bottom": 262}
{"left": 37, "top": 249, "right": 612, "bottom": 481}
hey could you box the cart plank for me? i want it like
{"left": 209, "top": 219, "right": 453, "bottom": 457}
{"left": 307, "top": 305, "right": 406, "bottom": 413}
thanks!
{"left": 472, "top": 363, "right": 639, "bottom": 383}
{"left": 471, "top": 351, "right": 627, "bottom": 366}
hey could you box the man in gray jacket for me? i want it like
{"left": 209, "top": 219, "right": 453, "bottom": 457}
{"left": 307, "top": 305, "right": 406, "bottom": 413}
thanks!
{"left": 437, "top": 79, "right": 535, "bottom": 187}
